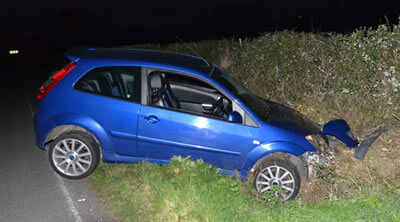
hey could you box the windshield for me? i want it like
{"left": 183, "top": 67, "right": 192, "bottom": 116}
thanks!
{"left": 210, "top": 66, "right": 270, "bottom": 121}
{"left": 210, "top": 66, "right": 319, "bottom": 133}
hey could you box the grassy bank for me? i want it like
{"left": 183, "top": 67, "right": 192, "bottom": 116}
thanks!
{"left": 91, "top": 157, "right": 400, "bottom": 222}
{"left": 90, "top": 23, "right": 400, "bottom": 221}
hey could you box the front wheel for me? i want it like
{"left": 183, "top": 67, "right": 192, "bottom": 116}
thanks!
{"left": 48, "top": 132, "right": 100, "bottom": 179}
{"left": 252, "top": 159, "right": 300, "bottom": 201}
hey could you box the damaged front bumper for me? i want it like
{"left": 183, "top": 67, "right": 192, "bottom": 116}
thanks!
{"left": 321, "top": 119, "right": 388, "bottom": 160}
{"left": 304, "top": 119, "right": 388, "bottom": 178}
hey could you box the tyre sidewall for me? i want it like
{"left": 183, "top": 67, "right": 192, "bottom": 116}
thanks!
{"left": 48, "top": 132, "right": 100, "bottom": 179}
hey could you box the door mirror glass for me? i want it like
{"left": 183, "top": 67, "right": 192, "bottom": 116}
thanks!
{"left": 228, "top": 111, "right": 242, "bottom": 124}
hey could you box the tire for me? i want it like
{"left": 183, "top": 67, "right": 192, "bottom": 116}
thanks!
{"left": 48, "top": 131, "right": 100, "bottom": 179}
{"left": 251, "top": 159, "right": 301, "bottom": 201}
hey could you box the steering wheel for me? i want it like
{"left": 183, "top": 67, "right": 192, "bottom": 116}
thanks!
{"left": 212, "top": 97, "right": 225, "bottom": 117}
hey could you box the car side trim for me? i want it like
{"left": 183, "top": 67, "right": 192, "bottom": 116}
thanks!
{"left": 137, "top": 135, "right": 242, "bottom": 156}
{"left": 109, "top": 130, "right": 137, "bottom": 140}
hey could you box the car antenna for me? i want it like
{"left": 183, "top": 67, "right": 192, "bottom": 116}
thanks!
{"left": 174, "top": 35, "right": 210, "bottom": 67}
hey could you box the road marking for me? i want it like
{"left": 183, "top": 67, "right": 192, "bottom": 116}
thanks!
{"left": 24, "top": 93, "right": 82, "bottom": 222}
{"left": 54, "top": 173, "right": 83, "bottom": 222}
{"left": 25, "top": 94, "right": 34, "bottom": 117}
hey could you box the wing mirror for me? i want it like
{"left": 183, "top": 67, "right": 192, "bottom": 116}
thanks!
{"left": 228, "top": 111, "right": 243, "bottom": 124}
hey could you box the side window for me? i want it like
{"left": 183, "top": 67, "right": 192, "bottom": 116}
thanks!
{"left": 75, "top": 67, "right": 141, "bottom": 102}
{"left": 147, "top": 71, "right": 233, "bottom": 120}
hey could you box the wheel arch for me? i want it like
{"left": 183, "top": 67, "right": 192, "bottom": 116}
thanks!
{"left": 45, "top": 125, "right": 100, "bottom": 148}
{"left": 249, "top": 152, "right": 307, "bottom": 179}
{"left": 242, "top": 142, "right": 309, "bottom": 179}
{"left": 43, "top": 113, "right": 113, "bottom": 155}
{"left": 45, "top": 117, "right": 112, "bottom": 157}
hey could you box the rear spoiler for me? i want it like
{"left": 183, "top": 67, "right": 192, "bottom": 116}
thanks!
{"left": 65, "top": 47, "right": 95, "bottom": 62}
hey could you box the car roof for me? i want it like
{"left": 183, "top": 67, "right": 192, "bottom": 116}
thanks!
{"left": 65, "top": 47, "right": 213, "bottom": 75}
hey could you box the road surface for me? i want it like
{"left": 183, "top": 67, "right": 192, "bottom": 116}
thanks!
{"left": 0, "top": 68, "right": 114, "bottom": 222}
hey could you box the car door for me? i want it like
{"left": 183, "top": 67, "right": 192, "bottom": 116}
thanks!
{"left": 136, "top": 70, "right": 252, "bottom": 170}
{"left": 74, "top": 66, "right": 142, "bottom": 156}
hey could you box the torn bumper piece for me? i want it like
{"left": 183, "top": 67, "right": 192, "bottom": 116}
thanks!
{"left": 353, "top": 128, "right": 388, "bottom": 160}
{"left": 322, "top": 119, "right": 388, "bottom": 160}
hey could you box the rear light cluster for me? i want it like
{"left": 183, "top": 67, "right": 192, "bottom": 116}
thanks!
{"left": 37, "top": 62, "right": 76, "bottom": 100}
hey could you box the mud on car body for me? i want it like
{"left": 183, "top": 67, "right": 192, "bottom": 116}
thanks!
{"left": 34, "top": 48, "right": 386, "bottom": 201}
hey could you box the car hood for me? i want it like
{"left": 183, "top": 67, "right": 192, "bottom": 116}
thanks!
{"left": 262, "top": 100, "right": 321, "bottom": 136}
{"left": 257, "top": 100, "right": 387, "bottom": 160}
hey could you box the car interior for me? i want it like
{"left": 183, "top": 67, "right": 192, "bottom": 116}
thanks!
{"left": 75, "top": 68, "right": 140, "bottom": 102}
{"left": 148, "top": 71, "right": 232, "bottom": 119}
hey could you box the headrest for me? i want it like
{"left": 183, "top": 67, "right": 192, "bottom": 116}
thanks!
{"left": 149, "top": 72, "right": 163, "bottom": 90}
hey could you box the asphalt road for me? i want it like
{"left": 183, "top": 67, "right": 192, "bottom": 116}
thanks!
{"left": 0, "top": 69, "right": 114, "bottom": 222}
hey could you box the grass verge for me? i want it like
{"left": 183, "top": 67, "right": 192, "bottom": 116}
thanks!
{"left": 90, "top": 156, "right": 400, "bottom": 222}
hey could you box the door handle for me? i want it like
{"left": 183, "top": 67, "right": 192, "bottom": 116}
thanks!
{"left": 144, "top": 115, "right": 159, "bottom": 123}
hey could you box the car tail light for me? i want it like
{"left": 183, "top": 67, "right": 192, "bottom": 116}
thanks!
{"left": 37, "top": 62, "right": 76, "bottom": 100}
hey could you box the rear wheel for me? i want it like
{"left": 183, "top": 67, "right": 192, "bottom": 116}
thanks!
{"left": 48, "top": 132, "right": 100, "bottom": 179}
{"left": 252, "top": 159, "right": 300, "bottom": 201}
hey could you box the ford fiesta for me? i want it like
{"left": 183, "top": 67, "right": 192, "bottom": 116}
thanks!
{"left": 34, "top": 48, "right": 386, "bottom": 201}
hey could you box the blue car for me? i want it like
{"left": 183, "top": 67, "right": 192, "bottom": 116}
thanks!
{"left": 34, "top": 48, "right": 385, "bottom": 201}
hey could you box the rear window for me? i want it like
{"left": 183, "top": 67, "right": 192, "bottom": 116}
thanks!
{"left": 75, "top": 67, "right": 141, "bottom": 102}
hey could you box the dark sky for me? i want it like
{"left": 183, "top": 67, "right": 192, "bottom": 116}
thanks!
{"left": 2, "top": 0, "right": 400, "bottom": 53}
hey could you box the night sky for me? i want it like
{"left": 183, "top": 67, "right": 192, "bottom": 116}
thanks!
{"left": 2, "top": 0, "right": 400, "bottom": 64}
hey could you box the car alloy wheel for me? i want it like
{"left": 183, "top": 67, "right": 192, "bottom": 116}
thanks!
{"left": 49, "top": 132, "right": 99, "bottom": 179}
{"left": 253, "top": 160, "right": 300, "bottom": 201}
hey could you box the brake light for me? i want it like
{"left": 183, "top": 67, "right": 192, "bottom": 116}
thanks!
{"left": 37, "top": 62, "right": 76, "bottom": 100}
